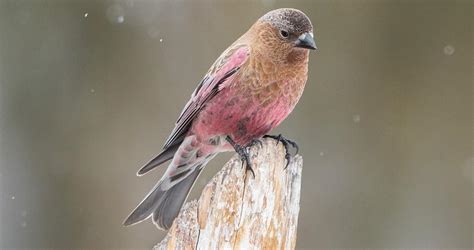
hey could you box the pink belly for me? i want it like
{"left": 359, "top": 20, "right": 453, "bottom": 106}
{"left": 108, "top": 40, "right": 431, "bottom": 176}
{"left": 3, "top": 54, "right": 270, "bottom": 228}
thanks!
{"left": 191, "top": 88, "right": 291, "bottom": 146}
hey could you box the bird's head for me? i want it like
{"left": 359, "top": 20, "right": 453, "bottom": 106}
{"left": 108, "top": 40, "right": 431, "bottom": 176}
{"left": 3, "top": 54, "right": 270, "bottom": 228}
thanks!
{"left": 253, "top": 8, "right": 316, "bottom": 63}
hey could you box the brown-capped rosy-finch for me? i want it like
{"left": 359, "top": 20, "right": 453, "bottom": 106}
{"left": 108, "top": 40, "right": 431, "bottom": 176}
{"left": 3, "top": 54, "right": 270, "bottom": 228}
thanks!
{"left": 124, "top": 8, "right": 316, "bottom": 230}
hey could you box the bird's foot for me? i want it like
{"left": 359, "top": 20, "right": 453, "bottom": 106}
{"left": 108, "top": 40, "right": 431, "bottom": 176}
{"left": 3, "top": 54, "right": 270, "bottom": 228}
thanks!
{"left": 226, "top": 136, "right": 255, "bottom": 177}
{"left": 263, "top": 134, "right": 299, "bottom": 169}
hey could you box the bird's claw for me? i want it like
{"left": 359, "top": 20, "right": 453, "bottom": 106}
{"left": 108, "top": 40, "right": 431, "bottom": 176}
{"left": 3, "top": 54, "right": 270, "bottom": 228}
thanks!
{"left": 236, "top": 145, "right": 255, "bottom": 177}
{"left": 226, "top": 136, "right": 255, "bottom": 177}
{"left": 263, "top": 134, "right": 299, "bottom": 169}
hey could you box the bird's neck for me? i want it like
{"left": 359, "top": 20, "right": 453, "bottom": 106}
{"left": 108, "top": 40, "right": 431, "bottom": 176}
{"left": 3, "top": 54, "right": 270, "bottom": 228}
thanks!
{"left": 240, "top": 49, "right": 309, "bottom": 107}
{"left": 286, "top": 48, "right": 310, "bottom": 65}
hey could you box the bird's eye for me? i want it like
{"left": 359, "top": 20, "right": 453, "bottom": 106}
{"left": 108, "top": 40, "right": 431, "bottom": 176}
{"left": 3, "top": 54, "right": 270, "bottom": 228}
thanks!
{"left": 280, "top": 30, "right": 289, "bottom": 38}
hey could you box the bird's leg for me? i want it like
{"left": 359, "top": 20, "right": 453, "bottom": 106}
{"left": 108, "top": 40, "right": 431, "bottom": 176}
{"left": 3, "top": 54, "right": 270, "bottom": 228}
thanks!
{"left": 226, "top": 136, "right": 255, "bottom": 177}
{"left": 263, "top": 134, "right": 299, "bottom": 169}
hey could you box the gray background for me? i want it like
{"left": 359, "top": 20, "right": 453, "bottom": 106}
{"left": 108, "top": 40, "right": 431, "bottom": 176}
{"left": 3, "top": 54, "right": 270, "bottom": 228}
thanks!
{"left": 0, "top": 0, "right": 472, "bottom": 248}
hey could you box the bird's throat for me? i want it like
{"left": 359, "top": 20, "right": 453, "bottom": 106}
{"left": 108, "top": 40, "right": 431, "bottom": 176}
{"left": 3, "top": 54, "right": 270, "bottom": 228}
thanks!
{"left": 286, "top": 48, "right": 309, "bottom": 65}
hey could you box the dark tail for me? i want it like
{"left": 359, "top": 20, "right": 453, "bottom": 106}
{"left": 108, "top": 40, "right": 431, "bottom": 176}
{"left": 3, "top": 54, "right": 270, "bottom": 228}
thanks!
{"left": 137, "top": 141, "right": 181, "bottom": 176}
{"left": 123, "top": 167, "right": 202, "bottom": 230}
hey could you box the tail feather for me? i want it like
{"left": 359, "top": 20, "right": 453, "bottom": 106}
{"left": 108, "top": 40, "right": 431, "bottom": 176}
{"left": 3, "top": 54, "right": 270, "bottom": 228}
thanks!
{"left": 123, "top": 167, "right": 202, "bottom": 229}
{"left": 126, "top": 134, "right": 217, "bottom": 229}
{"left": 137, "top": 141, "right": 181, "bottom": 176}
{"left": 123, "top": 181, "right": 165, "bottom": 226}
{"left": 153, "top": 168, "right": 202, "bottom": 229}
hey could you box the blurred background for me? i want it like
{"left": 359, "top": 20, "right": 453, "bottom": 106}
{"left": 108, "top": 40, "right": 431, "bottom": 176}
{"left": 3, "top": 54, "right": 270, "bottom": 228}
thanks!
{"left": 0, "top": 0, "right": 472, "bottom": 248}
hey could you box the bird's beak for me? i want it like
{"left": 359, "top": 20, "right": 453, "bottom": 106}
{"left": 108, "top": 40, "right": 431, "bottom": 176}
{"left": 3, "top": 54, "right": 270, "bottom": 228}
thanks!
{"left": 295, "top": 32, "right": 317, "bottom": 50}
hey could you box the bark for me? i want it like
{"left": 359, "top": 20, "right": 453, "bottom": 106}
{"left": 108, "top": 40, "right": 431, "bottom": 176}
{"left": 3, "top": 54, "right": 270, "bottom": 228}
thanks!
{"left": 154, "top": 138, "right": 303, "bottom": 250}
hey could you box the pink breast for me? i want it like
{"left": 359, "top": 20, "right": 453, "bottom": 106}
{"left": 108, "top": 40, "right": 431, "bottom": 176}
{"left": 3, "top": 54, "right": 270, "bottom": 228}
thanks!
{"left": 191, "top": 88, "right": 291, "bottom": 146}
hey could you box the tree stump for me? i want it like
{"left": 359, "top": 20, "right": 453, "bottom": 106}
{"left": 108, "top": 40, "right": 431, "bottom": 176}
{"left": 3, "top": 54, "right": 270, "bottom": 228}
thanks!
{"left": 154, "top": 138, "right": 303, "bottom": 250}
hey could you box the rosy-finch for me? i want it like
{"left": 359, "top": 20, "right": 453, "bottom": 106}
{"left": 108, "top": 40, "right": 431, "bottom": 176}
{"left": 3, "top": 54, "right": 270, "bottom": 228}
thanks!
{"left": 124, "top": 8, "right": 316, "bottom": 230}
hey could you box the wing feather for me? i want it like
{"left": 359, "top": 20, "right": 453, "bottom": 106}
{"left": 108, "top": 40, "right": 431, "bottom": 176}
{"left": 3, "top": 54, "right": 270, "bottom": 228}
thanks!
{"left": 163, "top": 44, "right": 250, "bottom": 149}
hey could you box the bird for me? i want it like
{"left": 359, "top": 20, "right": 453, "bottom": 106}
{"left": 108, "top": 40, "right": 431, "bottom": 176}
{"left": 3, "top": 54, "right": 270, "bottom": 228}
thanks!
{"left": 123, "top": 8, "right": 316, "bottom": 230}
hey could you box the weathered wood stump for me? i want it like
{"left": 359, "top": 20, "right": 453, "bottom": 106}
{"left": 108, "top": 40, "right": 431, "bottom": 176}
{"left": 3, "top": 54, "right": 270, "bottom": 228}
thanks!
{"left": 155, "top": 138, "right": 303, "bottom": 250}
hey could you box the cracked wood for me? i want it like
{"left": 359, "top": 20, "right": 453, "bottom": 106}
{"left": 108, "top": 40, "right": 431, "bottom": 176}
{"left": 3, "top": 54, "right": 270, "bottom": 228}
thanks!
{"left": 154, "top": 138, "right": 303, "bottom": 250}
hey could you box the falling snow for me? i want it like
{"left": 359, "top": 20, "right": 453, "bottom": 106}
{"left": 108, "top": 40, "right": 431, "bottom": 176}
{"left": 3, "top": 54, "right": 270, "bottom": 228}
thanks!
{"left": 83, "top": 13, "right": 88, "bottom": 18}
{"left": 443, "top": 45, "right": 455, "bottom": 56}
{"left": 117, "top": 16, "right": 125, "bottom": 23}
{"left": 106, "top": 4, "right": 125, "bottom": 24}
{"left": 353, "top": 114, "right": 361, "bottom": 123}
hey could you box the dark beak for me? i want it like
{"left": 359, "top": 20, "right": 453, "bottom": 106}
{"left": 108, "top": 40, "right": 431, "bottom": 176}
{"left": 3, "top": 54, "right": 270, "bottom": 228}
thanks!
{"left": 295, "top": 32, "right": 317, "bottom": 50}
